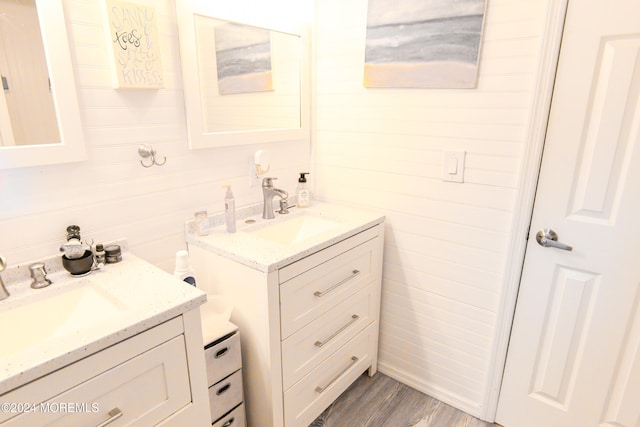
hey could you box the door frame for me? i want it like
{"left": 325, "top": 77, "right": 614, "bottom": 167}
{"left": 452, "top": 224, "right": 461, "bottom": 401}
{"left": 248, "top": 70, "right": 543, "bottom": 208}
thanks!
{"left": 481, "top": 0, "right": 569, "bottom": 421}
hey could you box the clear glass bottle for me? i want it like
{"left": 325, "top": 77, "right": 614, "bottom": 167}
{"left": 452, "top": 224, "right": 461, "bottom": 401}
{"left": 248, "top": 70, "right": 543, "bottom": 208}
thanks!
{"left": 93, "top": 243, "right": 106, "bottom": 265}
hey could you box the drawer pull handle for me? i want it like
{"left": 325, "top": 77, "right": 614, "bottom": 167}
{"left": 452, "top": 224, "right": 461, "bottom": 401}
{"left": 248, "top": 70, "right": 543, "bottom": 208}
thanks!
{"left": 314, "top": 270, "right": 360, "bottom": 297}
{"left": 97, "top": 408, "right": 123, "bottom": 427}
{"left": 216, "top": 382, "right": 231, "bottom": 395}
{"left": 315, "top": 315, "right": 360, "bottom": 348}
{"left": 315, "top": 356, "right": 359, "bottom": 394}
{"left": 215, "top": 347, "right": 229, "bottom": 358}
{"left": 222, "top": 417, "right": 235, "bottom": 427}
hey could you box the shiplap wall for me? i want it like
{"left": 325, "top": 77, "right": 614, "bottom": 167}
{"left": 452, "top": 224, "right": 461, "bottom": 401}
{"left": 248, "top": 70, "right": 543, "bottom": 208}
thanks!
{"left": 314, "top": 0, "right": 549, "bottom": 418}
{"left": 0, "top": 0, "right": 310, "bottom": 272}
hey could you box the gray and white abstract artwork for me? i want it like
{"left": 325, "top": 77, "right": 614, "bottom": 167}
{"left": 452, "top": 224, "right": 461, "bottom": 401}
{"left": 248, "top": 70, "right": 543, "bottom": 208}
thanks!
{"left": 214, "top": 23, "right": 273, "bottom": 95}
{"left": 364, "top": 0, "right": 487, "bottom": 88}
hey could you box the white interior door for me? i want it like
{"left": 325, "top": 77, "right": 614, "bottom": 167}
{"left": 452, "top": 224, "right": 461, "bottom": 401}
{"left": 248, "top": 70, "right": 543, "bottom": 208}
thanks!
{"left": 496, "top": 1, "right": 640, "bottom": 426}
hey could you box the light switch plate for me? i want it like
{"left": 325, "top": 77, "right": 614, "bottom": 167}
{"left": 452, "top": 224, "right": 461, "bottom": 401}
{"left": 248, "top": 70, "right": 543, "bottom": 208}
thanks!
{"left": 442, "top": 151, "right": 466, "bottom": 183}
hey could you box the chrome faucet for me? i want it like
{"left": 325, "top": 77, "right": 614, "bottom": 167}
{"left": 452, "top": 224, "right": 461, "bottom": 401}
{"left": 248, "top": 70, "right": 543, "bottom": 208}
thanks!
{"left": 262, "top": 177, "right": 288, "bottom": 219}
{"left": 0, "top": 256, "right": 9, "bottom": 300}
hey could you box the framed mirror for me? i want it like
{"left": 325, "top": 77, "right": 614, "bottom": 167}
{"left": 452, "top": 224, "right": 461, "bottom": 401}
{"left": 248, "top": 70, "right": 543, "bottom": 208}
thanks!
{"left": 176, "top": 0, "right": 310, "bottom": 149}
{"left": 0, "top": 0, "right": 85, "bottom": 169}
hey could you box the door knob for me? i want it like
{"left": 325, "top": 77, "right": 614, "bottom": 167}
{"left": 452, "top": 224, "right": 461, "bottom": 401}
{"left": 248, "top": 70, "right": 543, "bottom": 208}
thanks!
{"left": 535, "top": 228, "right": 573, "bottom": 251}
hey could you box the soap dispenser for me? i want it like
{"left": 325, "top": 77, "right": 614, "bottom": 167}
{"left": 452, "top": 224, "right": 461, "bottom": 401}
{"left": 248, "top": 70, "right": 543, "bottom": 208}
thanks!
{"left": 296, "top": 172, "right": 311, "bottom": 208}
{"left": 223, "top": 185, "right": 236, "bottom": 233}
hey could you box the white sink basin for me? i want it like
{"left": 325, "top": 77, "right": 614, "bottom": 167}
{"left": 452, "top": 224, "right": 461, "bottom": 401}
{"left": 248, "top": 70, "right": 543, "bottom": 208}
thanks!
{"left": 0, "top": 285, "right": 127, "bottom": 357}
{"left": 246, "top": 214, "right": 340, "bottom": 245}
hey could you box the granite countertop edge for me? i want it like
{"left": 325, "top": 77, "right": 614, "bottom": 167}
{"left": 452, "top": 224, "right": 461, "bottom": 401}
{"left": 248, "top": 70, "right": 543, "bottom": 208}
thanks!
{"left": 185, "top": 202, "right": 385, "bottom": 273}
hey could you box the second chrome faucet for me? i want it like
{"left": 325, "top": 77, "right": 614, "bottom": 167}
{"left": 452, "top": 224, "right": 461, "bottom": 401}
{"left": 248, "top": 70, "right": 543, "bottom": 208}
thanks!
{"left": 262, "top": 177, "right": 288, "bottom": 219}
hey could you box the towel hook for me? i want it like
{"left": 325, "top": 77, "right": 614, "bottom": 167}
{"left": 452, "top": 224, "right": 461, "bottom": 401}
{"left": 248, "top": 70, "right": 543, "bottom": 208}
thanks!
{"left": 138, "top": 144, "right": 166, "bottom": 168}
{"left": 254, "top": 149, "right": 270, "bottom": 175}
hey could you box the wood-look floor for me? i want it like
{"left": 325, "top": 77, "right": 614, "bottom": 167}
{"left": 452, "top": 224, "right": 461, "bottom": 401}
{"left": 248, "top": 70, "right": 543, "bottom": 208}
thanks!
{"left": 309, "top": 372, "right": 498, "bottom": 427}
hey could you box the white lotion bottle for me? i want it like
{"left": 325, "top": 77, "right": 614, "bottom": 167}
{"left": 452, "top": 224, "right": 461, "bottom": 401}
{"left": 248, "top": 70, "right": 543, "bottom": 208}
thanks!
{"left": 296, "top": 172, "right": 311, "bottom": 208}
{"left": 223, "top": 185, "right": 236, "bottom": 233}
{"left": 174, "top": 250, "right": 196, "bottom": 286}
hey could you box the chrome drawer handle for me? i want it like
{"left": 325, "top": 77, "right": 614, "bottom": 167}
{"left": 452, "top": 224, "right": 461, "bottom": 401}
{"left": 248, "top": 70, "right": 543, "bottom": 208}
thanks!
{"left": 222, "top": 417, "right": 235, "bottom": 427}
{"left": 315, "top": 356, "right": 358, "bottom": 393}
{"left": 315, "top": 315, "right": 359, "bottom": 348}
{"left": 314, "top": 270, "right": 360, "bottom": 297}
{"left": 97, "top": 408, "right": 123, "bottom": 427}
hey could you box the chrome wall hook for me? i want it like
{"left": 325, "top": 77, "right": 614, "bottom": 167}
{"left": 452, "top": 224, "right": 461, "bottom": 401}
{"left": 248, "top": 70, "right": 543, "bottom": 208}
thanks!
{"left": 138, "top": 144, "right": 166, "bottom": 167}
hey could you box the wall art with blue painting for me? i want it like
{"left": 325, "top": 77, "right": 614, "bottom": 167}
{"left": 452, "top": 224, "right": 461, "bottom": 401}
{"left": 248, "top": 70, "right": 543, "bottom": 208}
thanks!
{"left": 364, "top": 0, "right": 487, "bottom": 88}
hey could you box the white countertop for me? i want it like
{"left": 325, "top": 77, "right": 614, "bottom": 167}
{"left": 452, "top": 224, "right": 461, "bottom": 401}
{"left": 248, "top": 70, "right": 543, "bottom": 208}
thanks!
{"left": 0, "top": 250, "right": 207, "bottom": 394}
{"left": 185, "top": 202, "right": 385, "bottom": 273}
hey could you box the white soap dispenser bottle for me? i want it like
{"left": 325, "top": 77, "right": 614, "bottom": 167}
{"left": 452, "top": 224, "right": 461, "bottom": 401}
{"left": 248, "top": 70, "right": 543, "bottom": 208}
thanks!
{"left": 296, "top": 172, "right": 311, "bottom": 208}
{"left": 223, "top": 185, "right": 236, "bottom": 233}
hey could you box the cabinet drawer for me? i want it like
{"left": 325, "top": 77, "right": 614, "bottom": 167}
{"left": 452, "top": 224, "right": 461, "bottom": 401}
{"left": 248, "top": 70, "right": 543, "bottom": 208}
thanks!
{"left": 209, "top": 370, "right": 244, "bottom": 423}
{"left": 3, "top": 335, "right": 191, "bottom": 427}
{"left": 280, "top": 235, "right": 380, "bottom": 339}
{"left": 205, "top": 331, "right": 242, "bottom": 386}
{"left": 212, "top": 403, "right": 246, "bottom": 427}
{"left": 282, "top": 286, "right": 376, "bottom": 390}
{"left": 284, "top": 324, "right": 377, "bottom": 427}
{"left": 278, "top": 225, "right": 381, "bottom": 283}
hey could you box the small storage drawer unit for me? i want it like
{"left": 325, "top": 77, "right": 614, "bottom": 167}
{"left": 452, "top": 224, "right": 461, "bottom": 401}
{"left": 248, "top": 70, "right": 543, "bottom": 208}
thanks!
{"left": 204, "top": 331, "right": 246, "bottom": 426}
{"left": 188, "top": 209, "right": 385, "bottom": 427}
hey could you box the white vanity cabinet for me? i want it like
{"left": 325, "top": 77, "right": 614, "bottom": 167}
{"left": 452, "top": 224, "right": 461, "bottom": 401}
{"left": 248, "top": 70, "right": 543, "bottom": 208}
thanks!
{"left": 0, "top": 311, "right": 209, "bottom": 427}
{"left": 0, "top": 251, "right": 211, "bottom": 427}
{"left": 188, "top": 209, "right": 384, "bottom": 427}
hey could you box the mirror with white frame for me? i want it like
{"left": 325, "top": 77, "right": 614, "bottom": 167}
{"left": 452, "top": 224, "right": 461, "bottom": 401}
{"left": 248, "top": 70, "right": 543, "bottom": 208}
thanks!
{"left": 176, "top": 0, "right": 310, "bottom": 149}
{"left": 0, "top": 0, "right": 85, "bottom": 169}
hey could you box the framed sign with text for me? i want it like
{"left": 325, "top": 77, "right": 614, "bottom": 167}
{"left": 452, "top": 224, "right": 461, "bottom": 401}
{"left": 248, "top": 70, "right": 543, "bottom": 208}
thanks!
{"left": 105, "top": 0, "right": 164, "bottom": 89}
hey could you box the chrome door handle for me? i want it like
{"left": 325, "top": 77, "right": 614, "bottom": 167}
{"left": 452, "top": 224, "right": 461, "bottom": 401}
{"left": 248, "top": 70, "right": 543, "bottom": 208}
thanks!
{"left": 535, "top": 229, "right": 573, "bottom": 251}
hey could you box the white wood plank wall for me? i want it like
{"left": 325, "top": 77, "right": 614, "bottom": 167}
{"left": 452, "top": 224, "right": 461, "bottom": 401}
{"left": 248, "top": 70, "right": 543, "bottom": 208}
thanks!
{"left": 313, "top": 0, "right": 549, "bottom": 418}
{"left": 0, "top": 0, "right": 310, "bottom": 272}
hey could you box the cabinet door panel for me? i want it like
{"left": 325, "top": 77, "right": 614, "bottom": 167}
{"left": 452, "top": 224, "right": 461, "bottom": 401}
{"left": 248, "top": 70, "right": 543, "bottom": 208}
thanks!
{"left": 5, "top": 335, "right": 190, "bottom": 427}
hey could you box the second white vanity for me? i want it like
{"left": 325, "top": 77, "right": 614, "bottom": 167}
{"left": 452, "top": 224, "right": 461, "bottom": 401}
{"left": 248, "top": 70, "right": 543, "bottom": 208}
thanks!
{"left": 187, "top": 202, "right": 384, "bottom": 426}
{"left": 0, "top": 249, "right": 211, "bottom": 426}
